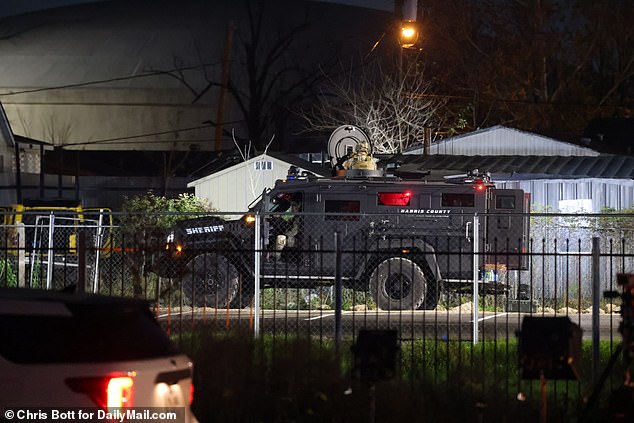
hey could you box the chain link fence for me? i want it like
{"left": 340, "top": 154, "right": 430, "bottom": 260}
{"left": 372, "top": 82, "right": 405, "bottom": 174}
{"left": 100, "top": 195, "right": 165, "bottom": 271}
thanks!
{"left": 0, "top": 210, "right": 630, "bottom": 338}
{"left": 1, "top": 209, "right": 632, "bottom": 419}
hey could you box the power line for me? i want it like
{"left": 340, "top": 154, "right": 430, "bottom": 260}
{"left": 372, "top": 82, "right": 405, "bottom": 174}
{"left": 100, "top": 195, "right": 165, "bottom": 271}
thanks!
{"left": 50, "top": 118, "right": 246, "bottom": 147}
{"left": 2, "top": 59, "right": 628, "bottom": 110}
{"left": 0, "top": 62, "right": 221, "bottom": 98}
{"left": 67, "top": 125, "right": 210, "bottom": 146}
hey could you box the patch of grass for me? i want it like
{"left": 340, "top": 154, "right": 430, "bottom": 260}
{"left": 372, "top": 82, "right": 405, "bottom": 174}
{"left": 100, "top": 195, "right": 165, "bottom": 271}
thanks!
{"left": 175, "top": 328, "right": 632, "bottom": 423}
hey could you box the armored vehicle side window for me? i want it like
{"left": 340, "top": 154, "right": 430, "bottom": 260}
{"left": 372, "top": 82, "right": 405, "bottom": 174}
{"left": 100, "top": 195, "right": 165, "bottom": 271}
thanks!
{"left": 325, "top": 200, "right": 360, "bottom": 221}
{"left": 377, "top": 192, "right": 411, "bottom": 206}
{"left": 495, "top": 195, "right": 516, "bottom": 209}
{"left": 270, "top": 192, "right": 302, "bottom": 213}
{"left": 441, "top": 193, "right": 474, "bottom": 207}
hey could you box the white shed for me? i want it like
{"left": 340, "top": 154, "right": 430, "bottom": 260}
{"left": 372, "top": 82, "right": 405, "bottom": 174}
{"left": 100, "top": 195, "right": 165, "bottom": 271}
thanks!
{"left": 187, "top": 153, "right": 326, "bottom": 214}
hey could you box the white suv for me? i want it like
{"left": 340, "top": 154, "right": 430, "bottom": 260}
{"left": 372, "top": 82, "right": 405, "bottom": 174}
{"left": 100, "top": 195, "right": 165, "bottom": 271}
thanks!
{"left": 0, "top": 288, "right": 198, "bottom": 422}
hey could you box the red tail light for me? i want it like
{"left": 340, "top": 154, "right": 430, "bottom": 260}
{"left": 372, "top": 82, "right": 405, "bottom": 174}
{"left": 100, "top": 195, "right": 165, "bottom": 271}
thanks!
{"left": 189, "top": 383, "right": 195, "bottom": 405}
{"left": 67, "top": 375, "right": 135, "bottom": 409}
{"left": 107, "top": 377, "right": 134, "bottom": 408}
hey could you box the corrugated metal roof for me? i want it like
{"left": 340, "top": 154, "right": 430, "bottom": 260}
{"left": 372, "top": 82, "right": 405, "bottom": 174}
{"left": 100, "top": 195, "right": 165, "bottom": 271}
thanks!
{"left": 393, "top": 154, "right": 634, "bottom": 180}
{"left": 406, "top": 125, "right": 599, "bottom": 157}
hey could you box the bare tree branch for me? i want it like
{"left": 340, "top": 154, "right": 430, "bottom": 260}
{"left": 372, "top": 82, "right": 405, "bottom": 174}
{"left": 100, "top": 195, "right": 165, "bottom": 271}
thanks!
{"left": 300, "top": 60, "right": 442, "bottom": 154}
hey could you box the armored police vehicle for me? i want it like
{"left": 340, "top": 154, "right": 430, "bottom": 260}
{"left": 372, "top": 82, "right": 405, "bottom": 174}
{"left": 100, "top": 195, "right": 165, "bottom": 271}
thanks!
{"left": 152, "top": 126, "right": 530, "bottom": 311}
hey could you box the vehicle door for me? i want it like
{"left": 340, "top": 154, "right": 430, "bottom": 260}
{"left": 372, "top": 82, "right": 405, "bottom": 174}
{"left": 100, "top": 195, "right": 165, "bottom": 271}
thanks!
{"left": 313, "top": 190, "right": 364, "bottom": 279}
{"left": 486, "top": 190, "right": 530, "bottom": 270}
{"left": 265, "top": 191, "right": 305, "bottom": 266}
{"left": 430, "top": 185, "right": 488, "bottom": 280}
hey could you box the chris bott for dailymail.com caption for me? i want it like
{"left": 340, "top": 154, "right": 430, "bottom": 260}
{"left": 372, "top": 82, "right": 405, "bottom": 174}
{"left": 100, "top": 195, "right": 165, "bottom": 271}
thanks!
{"left": 2, "top": 408, "right": 185, "bottom": 422}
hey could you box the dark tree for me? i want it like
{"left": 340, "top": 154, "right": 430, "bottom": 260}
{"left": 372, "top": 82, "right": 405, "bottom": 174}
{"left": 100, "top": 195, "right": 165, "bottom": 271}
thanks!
{"left": 417, "top": 0, "right": 634, "bottom": 140}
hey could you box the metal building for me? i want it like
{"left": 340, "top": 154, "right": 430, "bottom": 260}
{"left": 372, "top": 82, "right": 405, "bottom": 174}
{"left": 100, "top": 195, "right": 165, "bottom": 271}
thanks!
{"left": 402, "top": 126, "right": 634, "bottom": 212}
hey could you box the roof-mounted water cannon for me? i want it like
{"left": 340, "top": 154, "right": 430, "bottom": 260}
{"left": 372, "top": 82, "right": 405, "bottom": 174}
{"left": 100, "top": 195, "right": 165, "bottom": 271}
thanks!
{"left": 465, "top": 169, "right": 492, "bottom": 183}
{"left": 444, "top": 169, "right": 494, "bottom": 189}
{"left": 327, "top": 125, "right": 383, "bottom": 178}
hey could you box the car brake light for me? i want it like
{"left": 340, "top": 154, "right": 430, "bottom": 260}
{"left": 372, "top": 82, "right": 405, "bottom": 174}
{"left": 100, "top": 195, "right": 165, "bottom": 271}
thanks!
{"left": 108, "top": 377, "right": 134, "bottom": 408}
{"left": 189, "top": 383, "right": 195, "bottom": 405}
{"left": 66, "top": 375, "right": 135, "bottom": 409}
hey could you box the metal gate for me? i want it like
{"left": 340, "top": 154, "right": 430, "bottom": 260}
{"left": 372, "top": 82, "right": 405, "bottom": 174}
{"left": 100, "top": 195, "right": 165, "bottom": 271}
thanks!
{"left": 27, "top": 211, "right": 109, "bottom": 291}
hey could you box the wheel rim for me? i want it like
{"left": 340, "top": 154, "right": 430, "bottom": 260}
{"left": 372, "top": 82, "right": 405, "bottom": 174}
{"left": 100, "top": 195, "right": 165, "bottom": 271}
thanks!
{"left": 200, "top": 260, "right": 236, "bottom": 303}
{"left": 200, "top": 268, "right": 224, "bottom": 291}
{"left": 384, "top": 273, "right": 412, "bottom": 300}
{"left": 370, "top": 257, "right": 427, "bottom": 310}
{"left": 186, "top": 254, "right": 239, "bottom": 308}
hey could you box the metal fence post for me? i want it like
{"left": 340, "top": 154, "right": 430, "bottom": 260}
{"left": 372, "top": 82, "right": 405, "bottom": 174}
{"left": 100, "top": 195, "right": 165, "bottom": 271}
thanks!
{"left": 46, "top": 212, "right": 55, "bottom": 290}
{"left": 591, "top": 236, "right": 600, "bottom": 381}
{"left": 77, "top": 230, "right": 86, "bottom": 292}
{"left": 472, "top": 214, "right": 480, "bottom": 345}
{"left": 17, "top": 222, "right": 25, "bottom": 288}
{"left": 334, "top": 229, "right": 343, "bottom": 355}
{"left": 253, "top": 212, "right": 262, "bottom": 338}
{"left": 92, "top": 209, "right": 105, "bottom": 293}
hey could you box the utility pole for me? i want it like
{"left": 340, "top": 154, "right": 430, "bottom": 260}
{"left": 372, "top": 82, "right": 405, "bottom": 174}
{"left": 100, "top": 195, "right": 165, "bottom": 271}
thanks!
{"left": 214, "top": 22, "right": 235, "bottom": 152}
{"left": 402, "top": 0, "right": 417, "bottom": 21}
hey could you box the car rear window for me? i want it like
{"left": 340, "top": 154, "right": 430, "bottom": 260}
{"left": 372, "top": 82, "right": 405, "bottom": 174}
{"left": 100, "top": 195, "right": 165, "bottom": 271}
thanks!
{"left": 0, "top": 301, "right": 178, "bottom": 364}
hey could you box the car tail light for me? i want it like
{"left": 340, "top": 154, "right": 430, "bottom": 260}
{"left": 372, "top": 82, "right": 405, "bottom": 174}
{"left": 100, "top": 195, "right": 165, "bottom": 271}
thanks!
{"left": 107, "top": 377, "right": 134, "bottom": 408}
{"left": 67, "top": 375, "right": 135, "bottom": 409}
{"left": 189, "top": 383, "right": 195, "bottom": 405}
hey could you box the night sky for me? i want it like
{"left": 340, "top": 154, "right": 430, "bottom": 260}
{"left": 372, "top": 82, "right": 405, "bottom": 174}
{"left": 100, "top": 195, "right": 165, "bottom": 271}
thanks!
{"left": 0, "top": 0, "right": 99, "bottom": 17}
{"left": 0, "top": 0, "right": 394, "bottom": 17}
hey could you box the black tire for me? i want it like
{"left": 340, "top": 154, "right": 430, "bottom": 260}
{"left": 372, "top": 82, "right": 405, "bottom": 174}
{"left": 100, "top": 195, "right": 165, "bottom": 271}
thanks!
{"left": 369, "top": 257, "right": 427, "bottom": 310}
{"left": 183, "top": 253, "right": 239, "bottom": 308}
{"left": 420, "top": 279, "right": 439, "bottom": 310}
{"left": 228, "top": 274, "right": 255, "bottom": 309}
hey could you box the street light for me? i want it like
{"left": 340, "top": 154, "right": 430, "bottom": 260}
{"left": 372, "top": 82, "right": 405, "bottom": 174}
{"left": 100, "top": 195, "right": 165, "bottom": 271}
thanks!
{"left": 398, "top": 20, "right": 419, "bottom": 49}
{"left": 397, "top": 19, "right": 420, "bottom": 78}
